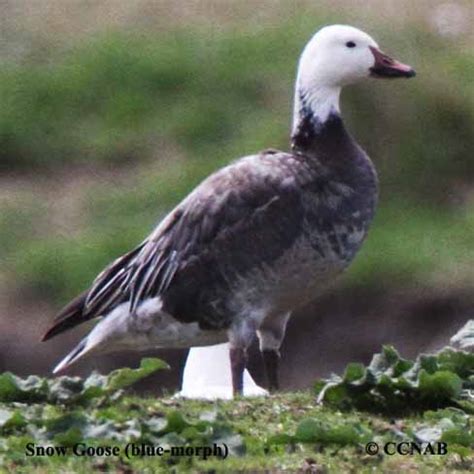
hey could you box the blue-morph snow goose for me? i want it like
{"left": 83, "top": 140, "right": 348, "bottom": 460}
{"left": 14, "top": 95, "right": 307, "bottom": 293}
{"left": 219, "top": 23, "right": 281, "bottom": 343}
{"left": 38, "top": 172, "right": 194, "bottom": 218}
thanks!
{"left": 43, "top": 25, "right": 415, "bottom": 395}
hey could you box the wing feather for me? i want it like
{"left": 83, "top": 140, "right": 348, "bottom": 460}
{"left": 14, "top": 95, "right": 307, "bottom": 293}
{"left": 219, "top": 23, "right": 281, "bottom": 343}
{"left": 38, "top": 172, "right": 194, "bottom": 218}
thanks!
{"left": 42, "top": 151, "right": 304, "bottom": 339}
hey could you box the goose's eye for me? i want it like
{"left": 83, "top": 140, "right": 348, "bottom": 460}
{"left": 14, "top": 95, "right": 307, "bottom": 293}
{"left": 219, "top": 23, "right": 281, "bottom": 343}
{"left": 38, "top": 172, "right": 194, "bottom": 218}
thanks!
{"left": 346, "top": 41, "right": 356, "bottom": 48}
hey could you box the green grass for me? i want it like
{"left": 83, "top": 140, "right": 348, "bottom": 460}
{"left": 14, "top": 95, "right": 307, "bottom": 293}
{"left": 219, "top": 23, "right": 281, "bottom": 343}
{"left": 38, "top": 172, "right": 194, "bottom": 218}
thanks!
{"left": 1, "top": 391, "right": 472, "bottom": 473}
{"left": 1, "top": 16, "right": 473, "bottom": 189}
{"left": 1, "top": 334, "right": 472, "bottom": 473}
{"left": 346, "top": 200, "right": 474, "bottom": 289}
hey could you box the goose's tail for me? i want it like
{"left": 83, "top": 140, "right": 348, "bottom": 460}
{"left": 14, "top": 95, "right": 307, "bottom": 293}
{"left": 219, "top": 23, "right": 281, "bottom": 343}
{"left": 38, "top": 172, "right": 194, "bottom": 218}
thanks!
{"left": 51, "top": 301, "right": 132, "bottom": 374}
{"left": 52, "top": 337, "right": 92, "bottom": 374}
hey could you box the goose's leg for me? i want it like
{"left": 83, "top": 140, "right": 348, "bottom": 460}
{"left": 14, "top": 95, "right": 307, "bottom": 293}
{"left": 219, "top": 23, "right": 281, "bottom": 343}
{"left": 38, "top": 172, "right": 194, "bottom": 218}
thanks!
{"left": 257, "top": 312, "right": 291, "bottom": 392}
{"left": 261, "top": 349, "right": 280, "bottom": 391}
{"left": 228, "top": 319, "right": 257, "bottom": 396}
{"left": 229, "top": 346, "right": 247, "bottom": 395}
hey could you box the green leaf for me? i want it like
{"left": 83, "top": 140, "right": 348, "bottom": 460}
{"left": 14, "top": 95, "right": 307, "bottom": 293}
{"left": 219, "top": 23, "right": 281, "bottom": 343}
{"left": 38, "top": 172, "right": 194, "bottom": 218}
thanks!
{"left": 418, "top": 370, "right": 463, "bottom": 401}
{"left": 315, "top": 338, "right": 472, "bottom": 415}
{"left": 160, "top": 411, "right": 191, "bottom": 434}
{"left": 377, "top": 374, "right": 395, "bottom": 397}
{"left": 295, "top": 418, "right": 322, "bottom": 442}
{"left": 106, "top": 357, "right": 169, "bottom": 391}
{"left": 267, "top": 433, "right": 293, "bottom": 445}
{"left": 294, "top": 418, "right": 366, "bottom": 446}
{"left": 382, "top": 345, "right": 400, "bottom": 365}
{"left": 457, "top": 399, "right": 474, "bottom": 414}
{"left": 392, "top": 358, "right": 414, "bottom": 377}
{"left": 322, "top": 384, "right": 349, "bottom": 406}
{"left": 419, "top": 355, "right": 438, "bottom": 374}
{"left": 441, "top": 427, "right": 474, "bottom": 447}
{"left": 0, "top": 373, "right": 48, "bottom": 403}
{"left": 436, "top": 349, "right": 474, "bottom": 379}
{"left": 0, "top": 357, "right": 170, "bottom": 408}
{"left": 45, "top": 412, "right": 87, "bottom": 439}
{"left": 368, "top": 345, "right": 399, "bottom": 375}
{"left": 180, "top": 426, "right": 201, "bottom": 440}
{"left": 48, "top": 376, "right": 84, "bottom": 404}
{"left": 0, "top": 373, "right": 22, "bottom": 402}
{"left": 0, "top": 408, "right": 26, "bottom": 432}
{"left": 53, "top": 427, "right": 84, "bottom": 447}
{"left": 343, "top": 363, "right": 366, "bottom": 383}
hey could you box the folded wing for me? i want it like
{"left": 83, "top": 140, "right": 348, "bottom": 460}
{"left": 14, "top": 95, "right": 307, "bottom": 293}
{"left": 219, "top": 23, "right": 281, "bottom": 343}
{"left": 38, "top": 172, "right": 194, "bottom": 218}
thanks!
{"left": 42, "top": 151, "right": 305, "bottom": 340}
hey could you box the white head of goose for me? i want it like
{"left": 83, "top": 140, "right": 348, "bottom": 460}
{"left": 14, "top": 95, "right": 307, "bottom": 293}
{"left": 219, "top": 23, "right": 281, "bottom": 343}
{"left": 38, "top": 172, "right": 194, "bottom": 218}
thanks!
{"left": 43, "top": 25, "right": 415, "bottom": 395}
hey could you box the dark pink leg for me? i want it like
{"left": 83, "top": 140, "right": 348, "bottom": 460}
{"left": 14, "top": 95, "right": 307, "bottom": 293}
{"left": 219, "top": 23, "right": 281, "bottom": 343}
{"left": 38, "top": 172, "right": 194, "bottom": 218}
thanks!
{"left": 230, "top": 346, "right": 247, "bottom": 396}
{"left": 262, "top": 349, "right": 280, "bottom": 392}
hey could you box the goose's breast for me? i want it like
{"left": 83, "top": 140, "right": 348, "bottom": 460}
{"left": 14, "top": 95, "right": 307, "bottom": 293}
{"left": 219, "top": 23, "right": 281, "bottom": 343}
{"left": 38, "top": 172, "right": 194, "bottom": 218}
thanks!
{"left": 228, "top": 229, "right": 364, "bottom": 316}
{"left": 228, "top": 201, "right": 373, "bottom": 315}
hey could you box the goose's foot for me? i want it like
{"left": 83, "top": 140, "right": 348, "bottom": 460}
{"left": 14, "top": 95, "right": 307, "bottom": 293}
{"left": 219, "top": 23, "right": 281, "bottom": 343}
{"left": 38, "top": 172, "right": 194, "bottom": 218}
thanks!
{"left": 230, "top": 347, "right": 247, "bottom": 396}
{"left": 262, "top": 349, "right": 280, "bottom": 392}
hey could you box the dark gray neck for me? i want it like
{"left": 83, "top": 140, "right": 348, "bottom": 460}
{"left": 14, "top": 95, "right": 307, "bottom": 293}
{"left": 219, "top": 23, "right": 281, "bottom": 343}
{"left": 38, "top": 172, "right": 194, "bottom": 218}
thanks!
{"left": 291, "top": 106, "right": 354, "bottom": 159}
{"left": 290, "top": 89, "right": 378, "bottom": 198}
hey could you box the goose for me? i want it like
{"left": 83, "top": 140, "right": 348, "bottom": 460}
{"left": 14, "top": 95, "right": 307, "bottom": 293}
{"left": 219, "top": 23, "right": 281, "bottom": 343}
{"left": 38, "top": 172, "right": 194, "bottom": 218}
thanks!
{"left": 42, "top": 25, "right": 415, "bottom": 396}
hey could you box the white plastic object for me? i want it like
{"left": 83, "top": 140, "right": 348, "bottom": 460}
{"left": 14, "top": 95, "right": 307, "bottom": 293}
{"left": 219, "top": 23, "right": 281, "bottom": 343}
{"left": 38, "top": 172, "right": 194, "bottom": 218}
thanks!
{"left": 176, "top": 343, "right": 268, "bottom": 399}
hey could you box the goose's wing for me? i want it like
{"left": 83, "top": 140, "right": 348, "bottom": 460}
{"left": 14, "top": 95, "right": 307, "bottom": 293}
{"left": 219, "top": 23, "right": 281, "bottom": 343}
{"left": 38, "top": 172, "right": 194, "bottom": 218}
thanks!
{"left": 41, "top": 242, "right": 148, "bottom": 340}
{"left": 42, "top": 151, "right": 305, "bottom": 340}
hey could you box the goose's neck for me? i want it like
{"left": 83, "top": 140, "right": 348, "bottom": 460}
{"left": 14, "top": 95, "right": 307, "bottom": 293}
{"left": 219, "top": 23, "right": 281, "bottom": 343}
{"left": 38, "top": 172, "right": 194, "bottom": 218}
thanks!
{"left": 291, "top": 84, "right": 344, "bottom": 152}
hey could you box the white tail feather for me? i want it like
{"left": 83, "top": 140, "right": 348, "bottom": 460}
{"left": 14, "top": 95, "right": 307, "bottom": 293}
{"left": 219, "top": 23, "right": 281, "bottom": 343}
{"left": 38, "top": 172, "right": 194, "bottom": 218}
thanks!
{"left": 52, "top": 337, "right": 94, "bottom": 374}
{"left": 51, "top": 301, "right": 132, "bottom": 374}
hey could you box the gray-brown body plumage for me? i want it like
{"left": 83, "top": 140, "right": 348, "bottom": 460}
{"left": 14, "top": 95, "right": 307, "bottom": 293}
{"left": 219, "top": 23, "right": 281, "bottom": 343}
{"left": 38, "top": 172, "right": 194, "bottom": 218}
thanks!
{"left": 43, "top": 115, "right": 377, "bottom": 362}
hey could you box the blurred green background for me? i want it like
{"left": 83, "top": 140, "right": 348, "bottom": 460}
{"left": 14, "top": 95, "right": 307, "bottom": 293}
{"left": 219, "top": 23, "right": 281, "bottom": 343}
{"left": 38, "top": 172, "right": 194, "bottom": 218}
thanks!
{"left": 0, "top": 0, "right": 472, "bottom": 385}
